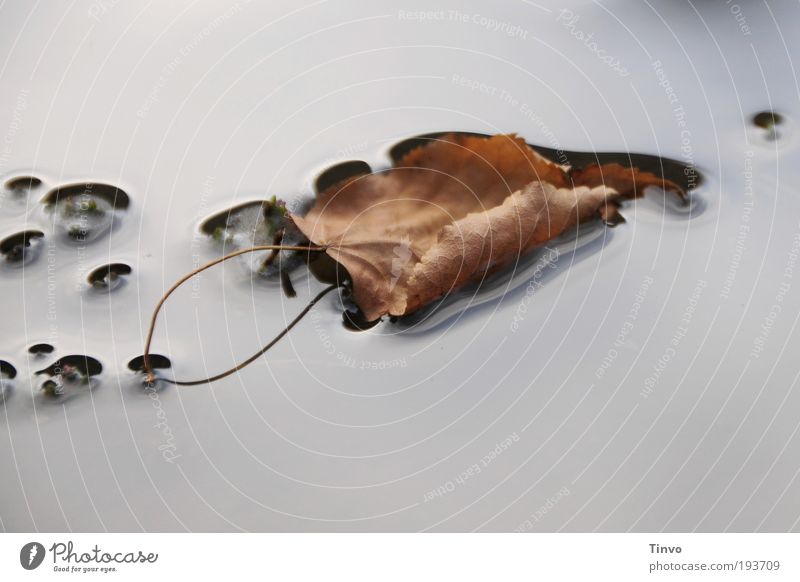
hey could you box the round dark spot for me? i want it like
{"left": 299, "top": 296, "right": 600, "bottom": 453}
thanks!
{"left": 127, "top": 354, "right": 171, "bottom": 372}
{"left": 314, "top": 160, "right": 372, "bottom": 194}
{"left": 28, "top": 343, "right": 55, "bottom": 356}
{"left": 753, "top": 110, "right": 784, "bottom": 129}
{"left": 35, "top": 355, "right": 103, "bottom": 379}
{"left": 0, "top": 230, "right": 44, "bottom": 264}
{"left": 5, "top": 176, "right": 42, "bottom": 191}
{"left": 87, "top": 262, "right": 132, "bottom": 289}
{"left": 0, "top": 360, "right": 17, "bottom": 379}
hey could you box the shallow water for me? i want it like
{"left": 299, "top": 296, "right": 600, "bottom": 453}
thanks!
{"left": 0, "top": 0, "right": 799, "bottom": 532}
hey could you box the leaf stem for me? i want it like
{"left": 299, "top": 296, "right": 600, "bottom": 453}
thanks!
{"left": 143, "top": 244, "right": 327, "bottom": 384}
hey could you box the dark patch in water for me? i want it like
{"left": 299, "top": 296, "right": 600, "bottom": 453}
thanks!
{"left": 0, "top": 360, "right": 17, "bottom": 379}
{"left": 28, "top": 343, "right": 55, "bottom": 356}
{"left": 5, "top": 176, "right": 42, "bottom": 191}
{"left": 0, "top": 229, "right": 44, "bottom": 263}
{"left": 0, "top": 361, "right": 12, "bottom": 403}
{"left": 753, "top": 110, "right": 783, "bottom": 129}
{"left": 199, "top": 197, "right": 296, "bottom": 278}
{"left": 87, "top": 262, "right": 131, "bottom": 289}
{"left": 127, "top": 353, "right": 171, "bottom": 372}
{"left": 314, "top": 160, "right": 372, "bottom": 194}
{"left": 389, "top": 131, "right": 702, "bottom": 195}
{"left": 35, "top": 355, "right": 103, "bottom": 378}
{"left": 200, "top": 200, "right": 264, "bottom": 236}
{"left": 280, "top": 270, "right": 297, "bottom": 298}
{"left": 603, "top": 209, "right": 627, "bottom": 227}
{"left": 308, "top": 252, "right": 349, "bottom": 287}
{"left": 342, "top": 308, "right": 381, "bottom": 331}
{"left": 43, "top": 185, "right": 121, "bottom": 243}
{"left": 752, "top": 111, "right": 784, "bottom": 140}
{"left": 41, "top": 182, "right": 130, "bottom": 210}
{"left": 36, "top": 355, "right": 101, "bottom": 399}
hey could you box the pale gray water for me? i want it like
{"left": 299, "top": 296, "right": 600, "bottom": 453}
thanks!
{"left": 0, "top": 0, "right": 799, "bottom": 532}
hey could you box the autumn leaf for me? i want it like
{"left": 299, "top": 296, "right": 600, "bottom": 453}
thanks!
{"left": 291, "top": 133, "right": 683, "bottom": 322}
{"left": 143, "top": 132, "right": 686, "bottom": 384}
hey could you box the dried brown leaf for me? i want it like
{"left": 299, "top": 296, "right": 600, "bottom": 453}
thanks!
{"left": 291, "top": 133, "right": 682, "bottom": 321}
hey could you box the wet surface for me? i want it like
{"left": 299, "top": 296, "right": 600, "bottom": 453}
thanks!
{"left": 34, "top": 354, "right": 103, "bottom": 379}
